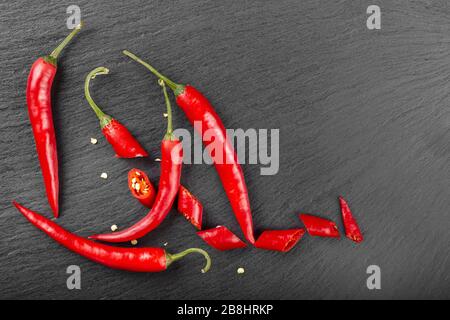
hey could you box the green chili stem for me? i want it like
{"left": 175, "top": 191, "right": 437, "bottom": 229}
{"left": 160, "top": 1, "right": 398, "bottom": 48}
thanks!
{"left": 123, "top": 50, "right": 185, "bottom": 96}
{"left": 49, "top": 22, "right": 84, "bottom": 60}
{"left": 166, "top": 248, "right": 211, "bottom": 273}
{"left": 159, "top": 80, "right": 174, "bottom": 140}
{"left": 84, "top": 67, "right": 112, "bottom": 128}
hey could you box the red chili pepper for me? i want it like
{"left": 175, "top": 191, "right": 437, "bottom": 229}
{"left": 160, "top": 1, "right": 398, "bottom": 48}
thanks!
{"left": 128, "top": 168, "right": 156, "bottom": 208}
{"left": 13, "top": 202, "right": 211, "bottom": 273}
{"left": 197, "top": 226, "right": 247, "bottom": 251}
{"left": 178, "top": 185, "right": 203, "bottom": 230}
{"left": 339, "top": 196, "right": 363, "bottom": 243}
{"left": 84, "top": 67, "right": 148, "bottom": 158}
{"left": 123, "top": 51, "right": 255, "bottom": 244}
{"left": 26, "top": 23, "right": 83, "bottom": 218}
{"left": 90, "top": 80, "right": 182, "bottom": 243}
{"left": 255, "top": 229, "right": 305, "bottom": 252}
{"left": 299, "top": 214, "right": 340, "bottom": 238}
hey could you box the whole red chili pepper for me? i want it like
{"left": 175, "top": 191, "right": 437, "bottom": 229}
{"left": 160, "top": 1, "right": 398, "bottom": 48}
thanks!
{"left": 299, "top": 214, "right": 340, "bottom": 238}
{"left": 123, "top": 51, "right": 255, "bottom": 244}
{"left": 339, "top": 196, "right": 363, "bottom": 243}
{"left": 197, "top": 226, "right": 247, "bottom": 251}
{"left": 90, "top": 80, "right": 182, "bottom": 243}
{"left": 255, "top": 229, "right": 305, "bottom": 252}
{"left": 128, "top": 168, "right": 156, "bottom": 208}
{"left": 85, "top": 67, "right": 148, "bottom": 158}
{"left": 26, "top": 23, "right": 83, "bottom": 218}
{"left": 178, "top": 185, "right": 203, "bottom": 230}
{"left": 13, "top": 202, "right": 211, "bottom": 273}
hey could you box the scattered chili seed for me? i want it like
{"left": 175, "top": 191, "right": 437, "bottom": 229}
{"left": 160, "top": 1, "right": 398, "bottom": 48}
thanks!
{"left": 237, "top": 267, "right": 245, "bottom": 274}
{"left": 111, "top": 225, "right": 118, "bottom": 232}
{"left": 155, "top": 158, "right": 161, "bottom": 162}
{"left": 100, "top": 173, "right": 108, "bottom": 179}
{"left": 131, "top": 240, "right": 138, "bottom": 245}
{"left": 90, "top": 138, "right": 98, "bottom": 145}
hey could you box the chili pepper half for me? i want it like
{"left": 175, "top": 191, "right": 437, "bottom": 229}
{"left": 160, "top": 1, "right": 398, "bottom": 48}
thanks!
{"left": 197, "top": 226, "right": 247, "bottom": 251}
{"left": 178, "top": 185, "right": 203, "bottom": 230}
{"left": 339, "top": 196, "right": 363, "bottom": 243}
{"left": 299, "top": 214, "right": 340, "bottom": 238}
{"left": 26, "top": 23, "right": 83, "bottom": 218}
{"left": 13, "top": 202, "right": 210, "bottom": 273}
{"left": 128, "top": 168, "right": 156, "bottom": 208}
{"left": 90, "top": 80, "right": 183, "bottom": 243}
{"left": 84, "top": 67, "right": 148, "bottom": 158}
{"left": 255, "top": 229, "right": 306, "bottom": 253}
{"left": 123, "top": 51, "right": 255, "bottom": 244}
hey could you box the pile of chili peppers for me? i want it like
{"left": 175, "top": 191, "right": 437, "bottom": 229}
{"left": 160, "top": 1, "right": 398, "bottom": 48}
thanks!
{"left": 16, "top": 23, "right": 364, "bottom": 275}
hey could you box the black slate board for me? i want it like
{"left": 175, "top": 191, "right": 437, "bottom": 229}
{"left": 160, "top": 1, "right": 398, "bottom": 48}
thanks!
{"left": 0, "top": 0, "right": 449, "bottom": 299}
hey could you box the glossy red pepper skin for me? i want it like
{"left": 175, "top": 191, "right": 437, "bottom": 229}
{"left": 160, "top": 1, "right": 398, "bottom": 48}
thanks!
{"left": 197, "top": 226, "right": 247, "bottom": 251}
{"left": 14, "top": 202, "right": 166, "bottom": 272}
{"left": 255, "top": 229, "right": 305, "bottom": 252}
{"left": 26, "top": 58, "right": 59, "bottom": 217}
{"left": 128, "top": 168, "right": 156, "bottom": 208}
{"left": 178, "top": 185, "right": 203, "bottom": 230}
{"left": 176, "top": 86, "right": 255, "bottom": 244}
{"left": 14, "top": 202, "right": 210, "bottom": 273}
{"left": 90, "top": 139, "right": 183, "bottom": 243}
{"left": 102, "top": 119, "right": 149, "bottom": 158}
{"left": 299, "top": 214, "right": 340, "bottom": 238}
{"left": 339, "top": 196, "right": 363, "bottom": 243}
{"left": 122, "top": 52, "right": 255, "bottom": 244}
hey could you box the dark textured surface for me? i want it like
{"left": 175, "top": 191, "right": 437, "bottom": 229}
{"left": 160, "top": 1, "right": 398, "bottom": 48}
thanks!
{"left": 0, "top": 0, "right": 449, "bottom": 300}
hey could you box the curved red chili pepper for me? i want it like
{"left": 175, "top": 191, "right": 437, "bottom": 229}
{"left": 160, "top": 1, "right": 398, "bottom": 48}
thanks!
{"left": 84, "top": 67, "right": 148, "bottom": 158}
{"left": 13, "top": 202, "right": 211, "bottom": 273}
{"left": 255, "top": 229, "right": 305, "bottom": 252}
{"left": 128, "top": 168, "right": 156, "bottom": 208}
{"left": 123, "top": 51, "right": 255, "bottom": 244}
{"left": 299, "top": 214, "right": 340, "bottom": 238}
{"left": 339, "top": 196, "right": 363, "bottom": 243}
{"left": 89, "top": 80, "right": 182, "bottom": 243}
{"left": 26, "top": 23, "right": 83, "bottom": 217}
{"left": 197, "top": 226, "right": 247, "bottom": 251}
{"left": 178, "top": 185, "right": 203, "bottom": 230}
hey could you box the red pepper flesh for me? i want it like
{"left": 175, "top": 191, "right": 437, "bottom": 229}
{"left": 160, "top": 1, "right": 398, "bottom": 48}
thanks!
{"left": 13, "top": 202, "right": 211, "bottom": 273}
{"left": 85, "top": 67, "right": 148, "bottom": 158}
{"left": 339, "top": 196, "right": 363, "bottom": 243}
{"left": 26, "top": 24, "right": 83, "bottom": 217}
{"left": 255, "top": 229, "right": 305, "bottom": 252}
{"left": 89, "top": 81, "right": 182, "bottom": 243}
{"left": 123, "top": 51, "right": 255, "bottom": 244}
{"left": 197, "top": 226, "right": 247, "bottom": 251}
{"left": 128, "top": 168, "right": 156, "bottom": 208}
{"left": 299, "top": 214, "right": 340, "bottom": 238}
{"left": 178, "top": 185, "right": 203, "bottom": 230}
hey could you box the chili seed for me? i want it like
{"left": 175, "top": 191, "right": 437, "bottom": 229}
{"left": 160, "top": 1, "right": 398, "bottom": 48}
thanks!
{"left": 111, "top": 225, "right": 118, "bottom": 232}
{"left": 131, "top": 240, "right": 138, "bottom": 245}
{"left": 237, "top": 267, "right": 245, "bottom": 274}
{"left": 100, "top": 173, "right": 108, "bottom": 179}
{"left": 90, "top": 138, "right": 98, "bottom": 145}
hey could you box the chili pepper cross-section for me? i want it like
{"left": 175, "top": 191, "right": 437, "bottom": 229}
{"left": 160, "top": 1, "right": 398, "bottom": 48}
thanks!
{"left": 26, "top": 23, "right": 83, "bottom": 218}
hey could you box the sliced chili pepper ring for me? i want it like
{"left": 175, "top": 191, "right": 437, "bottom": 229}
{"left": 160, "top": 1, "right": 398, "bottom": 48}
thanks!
{"left": 128, "top": 168, "right": 156, "bottom": 208}
{"left": 255, "top": 229, "right": 305, "bottom": 252}
{"left": 178, "top": 185, "right": 203, "bottom": 230}
{"left": 197, "top": 226, "right": 247, "bottom": 251}
{"left": 339, "top": 196, "right": 363, "bottom": 243}
{"left": 299, "top": 214, "right": 340, "bottom": 238}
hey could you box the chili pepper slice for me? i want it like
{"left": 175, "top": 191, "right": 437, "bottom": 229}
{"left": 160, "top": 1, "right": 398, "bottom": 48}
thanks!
{"left": 255, "top": 229, "right": 305, "bottom": 252}
{"left": 26, "top": 23, "right": 83, "bottom": 218}
{"left": 128, "top": 168, "right": 156, "bottom": 208}
{"left": 89, "top": 80, "right": 182, "bottom": 243}
{"left": 84, "top": 67, "right": 148, "bottom": 158}
{"left": 123, "top": 51, "right": 255, "bottom": 244}
{"left": 339, "top": 196, "right": 363, "bottom": 243}
{"left": 299, "top": 214, "right": 340, "bottom": 238}
{"left": 178, "top": 185, "right": 203, "bottom": 230}
{"left": 197, "top": 226, "right": 247, "bottom": 251}
{"left": 13, "top": 202, "right": 210, "bottom": 273}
